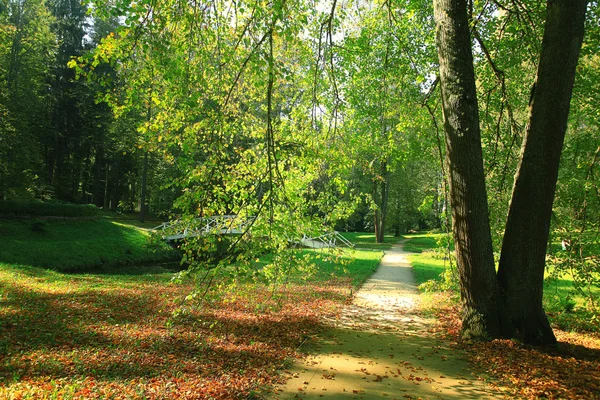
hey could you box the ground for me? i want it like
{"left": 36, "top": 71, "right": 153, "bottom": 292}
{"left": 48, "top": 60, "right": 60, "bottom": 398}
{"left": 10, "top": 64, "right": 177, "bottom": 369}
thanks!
{"left": 270, "top": 245, "right": 501, "bottom": 399}
{"left": 1, "top": 228, "right": 599, "bottom": 399}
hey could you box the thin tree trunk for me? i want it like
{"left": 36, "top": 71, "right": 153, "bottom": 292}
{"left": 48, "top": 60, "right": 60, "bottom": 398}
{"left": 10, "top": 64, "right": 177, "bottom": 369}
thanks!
{"left": 433, "top": 0, "right": 510, "bottom": 340}
{"left": 498, "top": 0, "right": 588, "bottom": 345}
{"left": 373, "top": 179, "right": 381, "bottom": 241}
{"left": 139, "top": 152, "right": 149, "bottom": 223}
{"left": 378, "top": 160, "right": 389, "bottom": 243}
{"left": 140, "top": 77, "right": 153, "bottom": 223}
{"left": 373, "top": 160, "right": 389, "bottom": 243}
{"left": 395, "top": 196, "right": 402, "bottom": 237}
{"left": 103, "top": 165, "right": 110, "bottom": 210}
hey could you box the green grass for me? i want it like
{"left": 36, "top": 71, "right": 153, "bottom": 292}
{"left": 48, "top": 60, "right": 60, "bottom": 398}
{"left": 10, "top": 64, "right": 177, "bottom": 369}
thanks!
{"left": 402, "top": 232, "right": 450, "bottom": 253}
{"left": 296, "top": 248, "right": 385, "bottom": 286}
{"left": 410, "top": 253, "right": 448, "bottom": 285}
{"left": 340, "top": 232, "right": 402, "bottom": 250}
{"left": 402, "top": 232, "right": 451, "bottom": 287}
{"left": 0, "top": 219, "right": 177, "bottom": 272}
{"left": 543, "top": 272, "right": 600, "bottom": 332}
{"left": 240, "top": 233, "right": 390, "bottom": 288}
{"left": 404, "top": 231, "right": 599, "bottom": 333}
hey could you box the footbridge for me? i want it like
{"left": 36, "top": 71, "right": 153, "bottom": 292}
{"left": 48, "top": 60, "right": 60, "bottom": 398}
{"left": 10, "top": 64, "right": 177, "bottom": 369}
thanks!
{"left": 153, "top": 215, "right": 256, "bottom": 241}
{"left": 152, "top": 215, "right": 353, "bottom": 249}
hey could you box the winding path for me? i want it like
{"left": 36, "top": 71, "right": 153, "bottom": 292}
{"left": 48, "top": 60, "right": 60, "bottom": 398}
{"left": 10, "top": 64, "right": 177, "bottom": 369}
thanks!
{"left": 270, "top": 245, "right": 503, "bottom": 399}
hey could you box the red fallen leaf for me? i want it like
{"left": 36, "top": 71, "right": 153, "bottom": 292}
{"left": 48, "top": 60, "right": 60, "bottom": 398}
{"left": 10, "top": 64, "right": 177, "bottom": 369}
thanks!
{"left": 430, "top": 291, "right": 600, "bottom": 400}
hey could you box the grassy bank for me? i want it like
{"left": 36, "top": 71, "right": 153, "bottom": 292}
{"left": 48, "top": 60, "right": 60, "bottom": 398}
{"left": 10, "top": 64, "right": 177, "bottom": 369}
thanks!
{"left": 0, "top": 219, "right": 177, "bottom": 272}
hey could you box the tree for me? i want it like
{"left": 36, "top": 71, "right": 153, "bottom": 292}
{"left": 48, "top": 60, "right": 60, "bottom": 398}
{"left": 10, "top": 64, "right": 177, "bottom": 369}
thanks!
{"left": 433, "top": 0, "right": 589, "bottom": 343}
{"left": 0, "top": 0, "right": 56, "bottom": 199}
{"left": 497, "top": 0, "right": 589, "bottom": 345}
{"left": 433, "top": 0, "right": 508, "bottom": 340}
{"left": 338, "top": 0, "right": 438, "bottom": 241}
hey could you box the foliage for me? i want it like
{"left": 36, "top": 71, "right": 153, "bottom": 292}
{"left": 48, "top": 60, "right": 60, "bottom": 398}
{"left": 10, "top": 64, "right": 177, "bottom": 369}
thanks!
{"left": 0, "top": 0, "right": 56, "bottom": 199}
{"left": 0, "top": 200, "right": 102, "bottom": 217}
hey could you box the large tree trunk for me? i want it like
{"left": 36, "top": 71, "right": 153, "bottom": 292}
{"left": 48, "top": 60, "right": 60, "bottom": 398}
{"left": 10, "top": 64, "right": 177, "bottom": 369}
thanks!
{"left": 433, "top": 0, "right": 510, "bottom": 340}
{"left": 498, "top": 0, "right": 588, "bottom": 346}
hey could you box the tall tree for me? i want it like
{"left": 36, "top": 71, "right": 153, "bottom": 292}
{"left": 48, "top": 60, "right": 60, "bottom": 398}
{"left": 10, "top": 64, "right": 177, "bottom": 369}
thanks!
{"left": 0, "top": 0, "right": 55, "bottom": 199}
{"left": 433, "top": 0, "right": 508, "bottom": 340}
{"left": 433, "top": 0, "right": 589, "bottom": 343}
{"left": 498, "top": 0, "right": 589, "bottom": 345}
{"left": 45, "top": 0, "right": 89, "bottom": 201}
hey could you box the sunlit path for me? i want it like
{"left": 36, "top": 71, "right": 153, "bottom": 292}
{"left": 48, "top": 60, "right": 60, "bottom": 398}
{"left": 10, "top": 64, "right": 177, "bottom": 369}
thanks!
{"left": 270, "top": 245, "right": 502, "bottom": 400}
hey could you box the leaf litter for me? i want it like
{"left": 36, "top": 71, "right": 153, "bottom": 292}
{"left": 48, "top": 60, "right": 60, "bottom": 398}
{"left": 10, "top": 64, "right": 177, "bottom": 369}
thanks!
{"left": 0, "top": 268, "right": 351, "bottom": 399}
{"left": 430, "top": 292, "right": 600, "bottom": 400}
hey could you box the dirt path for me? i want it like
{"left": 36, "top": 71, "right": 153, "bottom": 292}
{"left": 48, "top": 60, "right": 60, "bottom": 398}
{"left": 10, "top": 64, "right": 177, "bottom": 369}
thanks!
{"left": 269, "top": 245, "right": 503, "bottom": 400}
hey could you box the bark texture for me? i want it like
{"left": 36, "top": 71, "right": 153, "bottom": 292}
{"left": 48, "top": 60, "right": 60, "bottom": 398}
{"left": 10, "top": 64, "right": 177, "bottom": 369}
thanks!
{"left": 498, "top": 0, "right": 588, "bottom": 345}
{"left": 433, "top": 0, "right": 509, "bottom": 340}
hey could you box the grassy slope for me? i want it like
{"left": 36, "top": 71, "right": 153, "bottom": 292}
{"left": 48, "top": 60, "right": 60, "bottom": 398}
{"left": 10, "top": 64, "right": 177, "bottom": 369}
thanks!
{"left": 295, "top": 248, "right": 387, "bottom": 287}
{"left": 0, "top": 219, "right": 177, "bottom": 272}
{"left": 404, "top": 232, "right": 599, "bottom": 333}
{"left": 340, "top": 232, "right": 402, "bottom": 251}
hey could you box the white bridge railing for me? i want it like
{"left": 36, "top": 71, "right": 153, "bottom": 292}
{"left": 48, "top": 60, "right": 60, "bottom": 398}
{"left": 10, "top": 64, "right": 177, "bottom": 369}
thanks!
{"left": 298, "top": 231, "right": 354, "bottom": 249}
{"left": 153, "top": 215, "right": 256, "bottom": 241}
{"left": 153, "top": 215, "right": 353, "bottom": 249}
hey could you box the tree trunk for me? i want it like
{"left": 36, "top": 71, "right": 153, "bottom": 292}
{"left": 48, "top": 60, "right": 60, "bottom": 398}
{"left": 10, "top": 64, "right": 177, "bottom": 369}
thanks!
{"left": 433, "top": 0, "right": 510, "bottom": 340}
{"left": 139, "top": 152, "right": 149, "bottom": 223}
{"left": 394, "top": 196, "right": 402, "bottom": 237}
{"left": 103, "top": 165, "right": 110, "bottom": 210}
{"left": 498, "top": 0, "right": 588, "bottom": 346}
{"left": 373, "top": 177, "right": 382, "bottom": 242}
{"left": 374, "top": 160, "right": 389, "bottom": 243}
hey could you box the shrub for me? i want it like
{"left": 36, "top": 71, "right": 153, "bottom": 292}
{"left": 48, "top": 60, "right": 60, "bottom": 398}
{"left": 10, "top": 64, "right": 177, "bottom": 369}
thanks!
{"left": 0, "top": 200, "right": 101, "bottom": 218}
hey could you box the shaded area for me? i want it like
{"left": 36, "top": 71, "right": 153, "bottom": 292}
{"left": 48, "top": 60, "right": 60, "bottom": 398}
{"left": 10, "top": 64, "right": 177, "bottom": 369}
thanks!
{"left": 0, "top": 264, "right": 349, "bottom": 399}
{"left": 432, "top": 295, "right": 600, "bottom": 400}
{"left": 271, "top": 246, "right": 501, "bottom": 399}
{"left": 0, "top": 219, "right": 177, "bottom": 272}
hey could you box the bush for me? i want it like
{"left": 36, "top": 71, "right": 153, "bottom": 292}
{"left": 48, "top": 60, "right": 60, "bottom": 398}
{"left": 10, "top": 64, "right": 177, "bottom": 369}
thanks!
{"left": 30, "top": 220, "right": 47, "bottom": 233}
{"left": 0, "top": 200, "right": 101, "bottom": 218}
